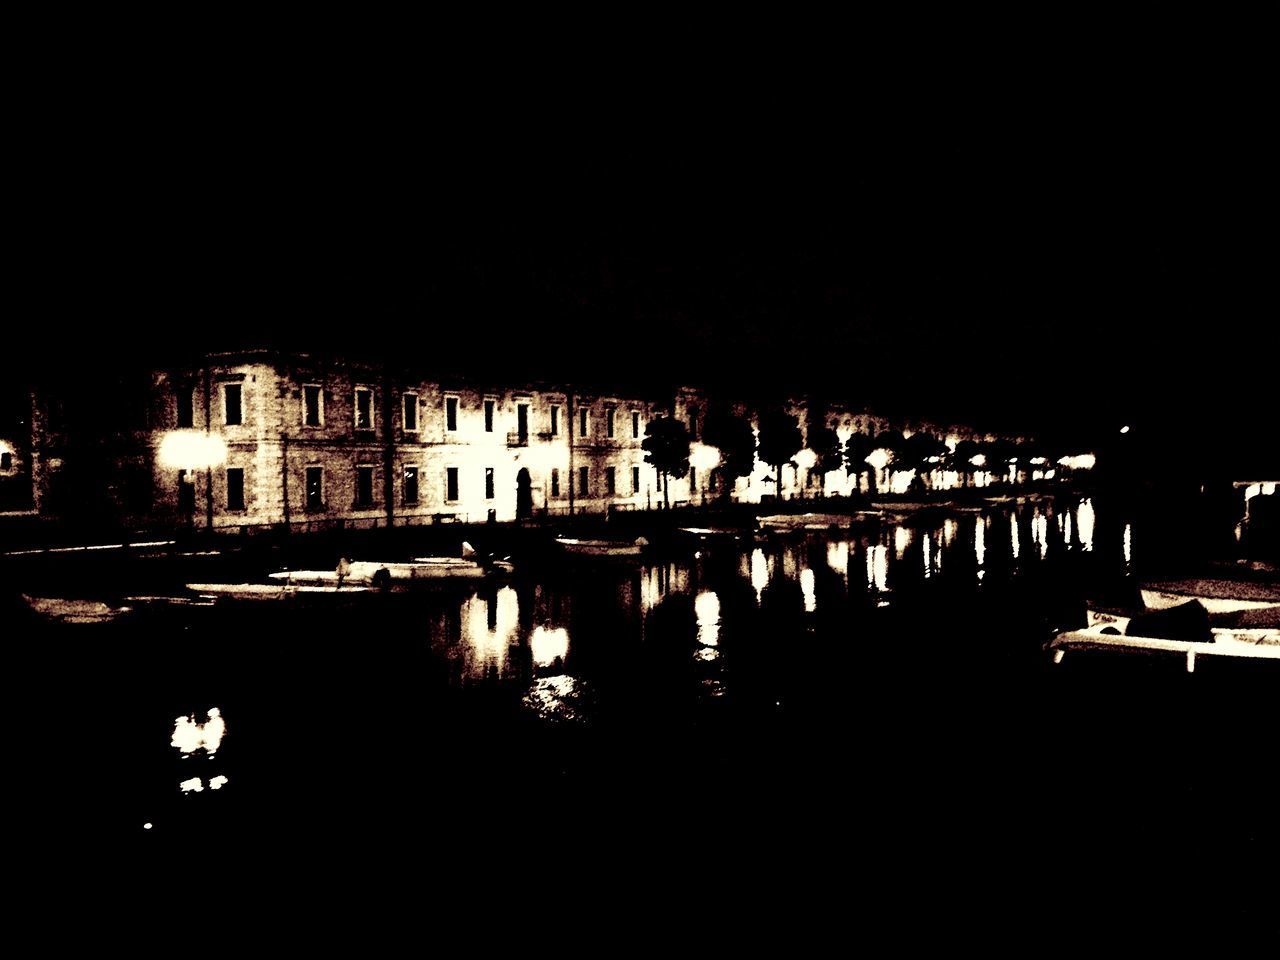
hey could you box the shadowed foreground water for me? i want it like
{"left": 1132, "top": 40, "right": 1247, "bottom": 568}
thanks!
{"left": 5, "top": 496, "right": 1276, "bottom": 929}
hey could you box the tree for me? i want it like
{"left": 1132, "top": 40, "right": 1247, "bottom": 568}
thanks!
{"left": 844, "top": 431, "right": 875, "bottom": 493}
{"left": 703, "top": 410, "right": 756, "bottom": 501}
{"left": 899, "top": 432, "right": 948, "bottom": 489}
{"left": 757, "top": 409, "right": 803, "bottom": 500}
{"left": 641, "top": 416, "right": 691, "bottom": 510}
{"left": 808, "top": 421, "right": 843, "bottom": 476}
{"left": 948, "top": 439, "right": 981, "bottom": 487}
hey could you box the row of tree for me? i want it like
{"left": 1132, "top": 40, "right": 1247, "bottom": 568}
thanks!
{"left": 642, "top": 408, "right": 1080, "bottom": 507}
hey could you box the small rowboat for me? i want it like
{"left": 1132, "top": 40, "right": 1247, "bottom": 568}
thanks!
{"left": 1050, "top": 624, "right": 1280, "bottom": 673}
{"left": 555, "top": 537, "right": 648, "bottom": 557}
{"left": 185, "top": 582, "right": 369, "bottom": 600}
{"left": 1084, "top": 609, "right": 1279, "bottom": 646}
{"left": 757, "top": 513, "right": 863, "bottom": 532}
{"left": 1140, "top": 578, "right": 1280, "bottom": 615}
{"left": 271, "top": 559, "right": 487, "bottom": 586}
{"left": 21, "top": 594, "right": 133, "bottom": 624}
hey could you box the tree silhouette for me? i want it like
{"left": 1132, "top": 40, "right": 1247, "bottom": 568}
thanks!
{"left": 844, "top": 431, "right": 875, "bottom": 494}
{"left": 703, "top": 410, "right": 756, "bottom": 501}
{"left": 757, "top": 408, "right": 803, "bottom": 501}
{"left": 641, "top": 416, "right": 691, "bottom": 510}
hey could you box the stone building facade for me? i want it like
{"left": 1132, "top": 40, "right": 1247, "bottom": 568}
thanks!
{"left": 19, "top": 349, "right": 1036, "bottom": 533}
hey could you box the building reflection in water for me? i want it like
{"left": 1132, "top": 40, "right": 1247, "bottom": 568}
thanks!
{"left": 975, "top": 516, "right": 987, "bottom": 580}
{"left": 1077, "top": 498, "right": 1095, "bottom": 552}
{"left": 800, "top": 568, "right": 817, "bottom": 611}
{"left": 750, "top": 547, "right": 768, "bottom": 601}
{"left": 172, "top": 708, "right": 226, "bottom": 757}
{"left": 867, "top": 544, "right": 888, "bottom": 592}
{"left": 1031, "top": 510, "right": 1048, "bottom": 560}
{"left": 530, "top": 625, "right": 569, "bottom": 670}
{"left": 1123, "top": 522, "right": 1132, "bottom": 567}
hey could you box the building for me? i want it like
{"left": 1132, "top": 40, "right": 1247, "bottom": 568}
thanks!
{"left": 17, "top": 349, "right": 1045, "bottom": 534}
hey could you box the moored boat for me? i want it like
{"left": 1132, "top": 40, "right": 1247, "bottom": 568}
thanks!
{"left": 757, "top": 513, "right": 865, "bottom": 532}
{"left": 185, "top": 582, "right": 369, "bottom": 600}
{"left": 1050, "top": 623, "right": 1280, "bottom": 672}
{"left": 554, "top": 537, "right": 648, "bottom": 557}
{"left": 21, "top": 594, "right": 133, "bottom": 624}
{"left": 1140, "top": 578, "right": 1280, "bottom": 615}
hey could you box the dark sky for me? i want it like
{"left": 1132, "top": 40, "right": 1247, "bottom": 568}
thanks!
{"left": 10, "top": 13, "right": 1276, "bottom": 454}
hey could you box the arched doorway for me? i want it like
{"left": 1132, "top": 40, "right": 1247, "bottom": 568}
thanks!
{"left": 516, "top": 468, "right": 533, "bottom": 520}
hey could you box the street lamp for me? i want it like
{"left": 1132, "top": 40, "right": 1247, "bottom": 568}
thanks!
{"left": 159, "top": 431, "right": 227, "bottom": 531}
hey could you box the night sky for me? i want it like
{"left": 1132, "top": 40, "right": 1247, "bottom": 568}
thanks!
{"left": 10, "top": 15, "right": 1275, "bottom": 461}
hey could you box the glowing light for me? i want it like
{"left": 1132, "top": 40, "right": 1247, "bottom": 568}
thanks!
{"left": 793, "top": 449, "right": 817, "bottom": 471}
{"left": 922, "top": 533, "right": 932, "bottom": 578}
{"left": 1120, "top": 425, "right": 1130, "bottom": 434}
{"left": 975, "top": 517, "right": 986, "bottom": 569}
{"left": 522, "top": 675, "right": 584, "bottom": 722}
{"left": 866, "top": 545, "right": 888, "bottom": 592}
{"left": 209, "top": 775, "right": 229, "bottom": 791}
{"left": 970, "top": 454, "right": 986, "bottom": 467}
{"left": 143, "top": 823, "right": 153, "bottom": 830}
{"left": 1064, "top": 511, "right": 1073, "bottom": 546}
{"left": 1030, "top": 457, "right": 1047, "bottom": 466}
{"left": 1057, "top": 454, "right": 1096, "bottom": 470}
{"left": 530, "top": 625, "right": 569, "bottom": 668}
{"left": 1123, "top": 523, "right": 1132, "bottom": 566}
{"left": 865, "top": 449, "right": 891, "bottom": 470}
{"left": 800, "top": 568, "right": 816, "bottom": 612}
{"left": 171, "top": 708, "right": 225, "bottom": 756}
{"left": 826, "top": 541, "right": 849, "bottom": 578}
{"left": 944, "top": 518, "right": 957, "bottom": 546}
{"left": 179, "top": 777, "right": 203, "bottom": 793}
{"left": 690, "top": 443, "right": 722, "bottom": 471}
{"left": 1077, "top": 498, "right": 1095, "bottom": 552}
{"left": 1010, "top": 516, "right": 1020, "bottom": 560}
{"left": 894, "top": 525, "right": 910, "bottom": 558}
{"left": 888, "top": 468, "right": 916, "bottom": 494}
{"left": 158, "top": 431, "right": 228, "bottom": 470}
{"left": 1032, "top": 511, "right": 1048, "bottom": 559}
{"left": 695, "top": 590, "right": 721, "bottom": 646}
{"left": 750, "top": 548, "right": 768, "bottom": 601}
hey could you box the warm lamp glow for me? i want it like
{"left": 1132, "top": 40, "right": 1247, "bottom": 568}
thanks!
{"left": 690, "top": 443, "right": 722, "bottom": 471}
{"left": 865, "top": 449, "right": 891, "bottom": 470}
{"left": 793, "top": 449, "right": 817, "bottom": 471}
{"left": 970, "top": 454, "right": 986, "bottom": 467}
{"left": 159, "top": 431, "right": 228, "bottom": 470}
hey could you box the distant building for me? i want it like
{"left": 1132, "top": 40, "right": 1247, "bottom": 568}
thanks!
{"left": 19, "top": 349, "right": 1041, "bottom": 533}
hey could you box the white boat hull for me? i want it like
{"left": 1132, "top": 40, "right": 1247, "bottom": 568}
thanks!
{"left": 555, "top": 538, "right": 644, "bottom": 557}
{"left": 1141, "top": 588, "right": 1280, "bottom": 615}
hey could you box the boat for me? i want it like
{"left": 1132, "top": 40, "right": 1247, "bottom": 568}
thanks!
{"left": 1050, "top": 624, "right": 1280, "bottom": 673}
{"left": 554, "top": 537, "right": 648, "bottom": 557}
{"left": 757, "top": 513, "right": 866, "bottom": 532}
{"left": 1140, "top": 578, "right": 1280, "bottom": 615}
{"left": 272, "top": 558, "right": 487, "bottom": 585}
{"left": 185, "top": 582, "right": 369, "bottom": 600}
{"left": 1085, "top": 609, "right": 1279, "bottom": 646}
{"left": 21, "top": 594, "right": 133, "bottom": 624}
{"left": 678, "top": 526, "right": 747, "bottom": 539}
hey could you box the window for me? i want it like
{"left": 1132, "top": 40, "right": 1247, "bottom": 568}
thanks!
{"left": 550, "top": 405, "right": 560, "bottom": 436}
{"left": 356, "top": 465, "right": 374, "bottom": 507}
{"left": 606, "top": 466, "right": 616, "bottom": 495}
{"left": 579, "top": 407, "right": 589, "bottom": 437}
{"left": 354, "top": 387, "right": 374, "bottom": 430}
{"left": 632, "top": 411, "right": 640, "bottom": 438}
{"left": 688, "top": 406, "right": 699, "bottom": 439}
{"left": 305, "top": 467, "right": 323, "bottom": 510}
{"left": 446, "top": 396, "right": 458, "bottom": 432}
{"left": 403, "top": 466, "right": 419, "bottom": 504}
{"left": 176, "top": 387, "right": 193, "bottom": 428}
{"left": 484, "top": 399, "right": 495, "bottom": 433}
{"left": 578, "top": 466, "right": 589, "bottom": 497}
{"left": 485, "top": 467, "right": 495, "bottom": 500}
{"left": 606, "top": 406, "right": 615, "bottom": 438}
{"left": 403, "top": 393, "right": 418, "bottom": 432}
{"left": 551, "top": 468, "right": 560, "bottom": 497}
{"left": 517, "top": 404, "right": 528, "bottom": 439}
{"left": 223, "top": 384, "right": 242, "bottom": 426}
{"left": 446, "top": 467, "right": 459, "bottom": 502}
{"left": 632, "top": 465, "right": 640, "bottom": 494}
{"left": 304, "top": 385, "right": 323, "bottom": 427}
{"left": 178, "top": 470, "right": 195, "bottom": 514}
{"left": 226, "top": 467, "right": 245, "bottom": 511}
